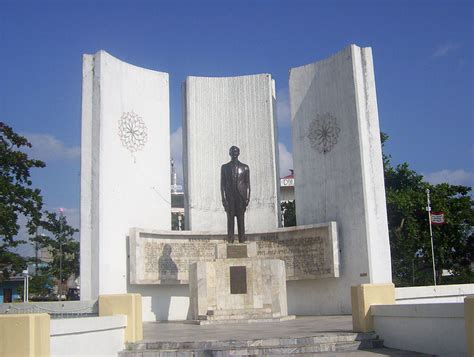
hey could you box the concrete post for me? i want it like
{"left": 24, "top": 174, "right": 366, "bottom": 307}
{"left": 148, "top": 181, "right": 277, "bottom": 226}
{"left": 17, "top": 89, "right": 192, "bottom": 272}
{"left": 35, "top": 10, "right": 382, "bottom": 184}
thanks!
{"left": 99, "top": 293, "right": 143, "bottom": 342}
{"left": 0, "top": 313, "right": 50, "bottom": 356}
{"left": 465, "top": 296, "right": 474, "bottom": 356}
{"left": 351, "top": 283, "right": 395, "bottom": 332}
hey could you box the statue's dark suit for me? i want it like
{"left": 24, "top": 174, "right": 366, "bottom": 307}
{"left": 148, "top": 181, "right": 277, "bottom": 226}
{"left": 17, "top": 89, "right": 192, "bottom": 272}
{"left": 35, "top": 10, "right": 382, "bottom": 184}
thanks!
{"left": 221, "top": 158, "right": 250, "bottom": 243}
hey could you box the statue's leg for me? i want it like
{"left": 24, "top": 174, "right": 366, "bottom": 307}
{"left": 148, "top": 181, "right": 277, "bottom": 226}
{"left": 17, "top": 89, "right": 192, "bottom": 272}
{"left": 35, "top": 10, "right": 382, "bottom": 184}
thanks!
{"left": 237, "top": 210, "right": 245, "bottom": 243}
{"left": 227, "top": 211, "right": 235, "bottom": 243}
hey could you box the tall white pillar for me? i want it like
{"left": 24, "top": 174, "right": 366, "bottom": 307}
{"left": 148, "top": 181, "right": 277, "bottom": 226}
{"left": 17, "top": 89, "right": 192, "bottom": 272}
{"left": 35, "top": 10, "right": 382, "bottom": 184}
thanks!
{"left": 289, "top": 44, "right": 391, "bottom": 314}
{"left": 80, "top": 51, "right": 170, "bottom": 300}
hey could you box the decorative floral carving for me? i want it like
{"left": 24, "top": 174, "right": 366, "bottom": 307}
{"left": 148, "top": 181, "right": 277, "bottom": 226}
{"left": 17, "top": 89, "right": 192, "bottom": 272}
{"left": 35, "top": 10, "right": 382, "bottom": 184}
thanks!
{"left": 118, "top": 112, "right": 148, "bottom": 152}
{"left": 307, "top": 113, "right": 341, "bottom": 154}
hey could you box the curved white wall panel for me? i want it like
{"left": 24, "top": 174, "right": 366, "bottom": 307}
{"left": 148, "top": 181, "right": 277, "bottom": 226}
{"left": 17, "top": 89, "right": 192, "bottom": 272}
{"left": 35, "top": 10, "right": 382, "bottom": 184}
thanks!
{"left": 81, "top": 51, "right": 170, "bottom": 300}
{"left": 183, "top": 74, "right": 280, "bottom": 233}
{"left": 289, "top": 44, "right": 391, "bottom": 314}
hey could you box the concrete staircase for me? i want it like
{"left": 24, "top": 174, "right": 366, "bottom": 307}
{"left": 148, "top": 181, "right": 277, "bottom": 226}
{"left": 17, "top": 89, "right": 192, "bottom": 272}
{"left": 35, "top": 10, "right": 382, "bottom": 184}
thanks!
{"left": 119, "top": 332, "right": 384, "bottom": 356}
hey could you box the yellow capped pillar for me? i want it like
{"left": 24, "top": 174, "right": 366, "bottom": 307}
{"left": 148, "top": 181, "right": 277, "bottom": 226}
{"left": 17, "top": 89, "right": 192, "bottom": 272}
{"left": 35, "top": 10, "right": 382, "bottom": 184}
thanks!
{"left": 0, "top": 313, "right": 50, "bottom": 357}
{"left": 99, "top": 293, "right": 143, "bottom": 342}
{"left": 351, "top": 283, "right": 395, "bottom": 332}
{"left": 465, "top": 296, "right": 474, "bottom": 357}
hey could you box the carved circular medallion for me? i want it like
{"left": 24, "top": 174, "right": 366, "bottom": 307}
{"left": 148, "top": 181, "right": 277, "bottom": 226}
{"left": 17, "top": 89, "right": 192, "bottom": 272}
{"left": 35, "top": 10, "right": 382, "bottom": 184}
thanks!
{"left": 307, "top": 113, "right": 341, "bottom": 154}
{"left": 118, "top": 112, "right": 148, "bottom": 152}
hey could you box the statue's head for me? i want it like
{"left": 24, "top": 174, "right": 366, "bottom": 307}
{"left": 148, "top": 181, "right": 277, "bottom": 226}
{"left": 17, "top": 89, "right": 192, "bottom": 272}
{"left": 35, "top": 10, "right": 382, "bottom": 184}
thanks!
{"left": 229, "top": 145, "right": 240, "bottom": 159}
{"left": 162, "top": 244, "right": 172, "bottom": 256}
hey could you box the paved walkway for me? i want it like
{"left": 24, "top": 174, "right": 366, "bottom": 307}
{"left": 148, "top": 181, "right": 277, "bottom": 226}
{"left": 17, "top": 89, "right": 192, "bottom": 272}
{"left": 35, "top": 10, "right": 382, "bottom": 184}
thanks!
{"left": 142, "top": 316, "right": 431, "bottom": 356}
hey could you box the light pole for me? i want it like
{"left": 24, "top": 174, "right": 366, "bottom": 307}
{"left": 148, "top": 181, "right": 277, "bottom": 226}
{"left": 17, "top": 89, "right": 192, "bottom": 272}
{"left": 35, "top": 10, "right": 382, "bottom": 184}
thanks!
{"left": 22, "top": 269, "right": 29, "bottom": 302}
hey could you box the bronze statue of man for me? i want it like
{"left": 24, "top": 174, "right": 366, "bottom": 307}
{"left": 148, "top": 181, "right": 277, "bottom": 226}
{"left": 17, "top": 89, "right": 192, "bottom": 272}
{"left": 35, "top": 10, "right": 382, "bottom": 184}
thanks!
{"left": 221, "top": 146, "right": 250, "bottom": 243}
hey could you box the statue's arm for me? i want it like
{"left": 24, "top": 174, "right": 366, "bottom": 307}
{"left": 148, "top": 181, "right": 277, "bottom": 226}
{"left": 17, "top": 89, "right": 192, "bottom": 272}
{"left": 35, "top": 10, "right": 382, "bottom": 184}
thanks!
{"left": 220, "top": 165, "right": 227, "bottom": 208}
{"left": 245, "top": 166, "right": 251, "bottom": 206}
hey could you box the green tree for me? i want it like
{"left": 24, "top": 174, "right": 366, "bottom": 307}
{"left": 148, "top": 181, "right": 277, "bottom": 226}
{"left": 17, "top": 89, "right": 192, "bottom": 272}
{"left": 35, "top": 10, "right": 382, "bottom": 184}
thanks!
{"left": 382, "top": 133, "right": 473, "bottom": 286}
{"left": 33, "top": 211, "right": 79, "bottom": 298}
{"left": 0, "top": 122, "right": 45, "bottom": 280}
{"left": 29, "top": 273, "right": 54, "bottom": 299}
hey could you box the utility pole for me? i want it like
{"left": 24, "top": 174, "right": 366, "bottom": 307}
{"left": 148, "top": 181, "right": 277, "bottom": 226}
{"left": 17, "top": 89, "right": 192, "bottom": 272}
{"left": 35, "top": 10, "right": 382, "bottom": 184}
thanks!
{"left": 59, "top": 208, "right": 64, "bottom": 301}
{"left": 35, "top": 227, "right": 39, "bottom": 277}
{"left": 426, "top": 189, "right": 437, "bottom": 286}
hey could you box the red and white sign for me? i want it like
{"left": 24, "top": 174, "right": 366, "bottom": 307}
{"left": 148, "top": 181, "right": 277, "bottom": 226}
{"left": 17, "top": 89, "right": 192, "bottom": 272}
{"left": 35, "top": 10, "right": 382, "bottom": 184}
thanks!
{"left": 431, "top": 212, "right": 445, "bottom": 225}
{"left": 280, "top": 178, "right": 294, "bottom": 187}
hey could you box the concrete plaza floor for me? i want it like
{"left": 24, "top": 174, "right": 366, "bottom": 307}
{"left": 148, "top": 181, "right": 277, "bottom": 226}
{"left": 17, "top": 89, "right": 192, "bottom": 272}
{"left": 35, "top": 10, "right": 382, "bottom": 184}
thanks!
{"left": 142, "top": 315, "right": 431, "bottom": 356}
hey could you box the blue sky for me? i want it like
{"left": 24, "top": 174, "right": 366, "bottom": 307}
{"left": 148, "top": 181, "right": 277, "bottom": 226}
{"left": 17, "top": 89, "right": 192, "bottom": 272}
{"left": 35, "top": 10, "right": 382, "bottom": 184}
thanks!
{"left": 1, "top": 0, "right": 473, "bottom": 248}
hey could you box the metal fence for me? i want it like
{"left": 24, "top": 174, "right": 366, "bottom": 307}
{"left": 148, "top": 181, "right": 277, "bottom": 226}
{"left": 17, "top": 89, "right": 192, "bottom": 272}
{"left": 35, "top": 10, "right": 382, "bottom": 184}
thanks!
{"left": 0, "top": 300, "right": 98, "bottom": 319}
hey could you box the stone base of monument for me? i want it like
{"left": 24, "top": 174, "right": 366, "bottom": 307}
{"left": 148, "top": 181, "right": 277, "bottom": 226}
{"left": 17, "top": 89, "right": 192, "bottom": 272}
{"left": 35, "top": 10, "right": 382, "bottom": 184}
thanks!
{"left": 188, "top": 242, "right": 295, "bottom": 325}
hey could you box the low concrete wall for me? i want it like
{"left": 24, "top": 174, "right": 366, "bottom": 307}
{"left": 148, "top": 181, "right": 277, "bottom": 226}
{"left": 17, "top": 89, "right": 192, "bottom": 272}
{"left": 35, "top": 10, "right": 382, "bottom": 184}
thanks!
{"left": 130, "top": 223, "right": 339, "bottom": 284}
{"left": 396, "top": 283, "right": 474, "bottom": 304}
{"left": 372, "top": 303, "right": 466, "bottom": 356}
{"left": 128, "top": 284, "right": 190, "bottom": 321}
{"left": 50, "top": 315, "right": 126, "bottom": 357}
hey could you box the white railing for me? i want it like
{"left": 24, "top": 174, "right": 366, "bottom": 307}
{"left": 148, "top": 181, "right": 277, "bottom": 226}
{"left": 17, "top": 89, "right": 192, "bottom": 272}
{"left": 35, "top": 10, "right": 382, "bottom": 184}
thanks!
{"left": 0, "top": 300, "right": 98, "bottom": 318}
{"left": 395, "top": 283, "right": 474, "bottom": 304}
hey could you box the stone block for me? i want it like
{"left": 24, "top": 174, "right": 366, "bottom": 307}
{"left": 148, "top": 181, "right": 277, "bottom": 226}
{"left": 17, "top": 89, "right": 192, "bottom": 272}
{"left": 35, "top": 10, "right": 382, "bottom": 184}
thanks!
{"left": 130, "top": 223, "right": 338, "bottom": 284}
{"left": 99, "top": 293, "right": 143, "bottom": 342}
{"left": 0, "top": 313, "right": 50, "bottom": 356}
{"left": 189, "top": 257, "right": 289, "bottom": 323}
{"left": 215, "top": 242, "right": 257, "bottom": 259}
{"left": 227, "top": 245, "right": 248, "bottom": 259}
{"left": 351, "top": 283, "right": 395, "bottom": 332}
{"left": 465, "top": 296, "right": 474, "bottom": 357}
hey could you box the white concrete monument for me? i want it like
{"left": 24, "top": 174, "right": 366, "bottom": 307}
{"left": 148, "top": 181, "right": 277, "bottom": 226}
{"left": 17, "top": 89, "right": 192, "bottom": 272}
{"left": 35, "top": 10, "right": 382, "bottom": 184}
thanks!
{"left": 189, "top": 242, "right": 293, "bottom": 324}
{"left": 183, "top": 74, "right": 281, "bottom": 233}
{"left": 289, "top": 44, "right": 392, "bottom": 314}
{"left": 80, "top": 51, "right": 170, "bottom": 300}
{"left": 80, "top": 45, "right": 390, "bottom": 320}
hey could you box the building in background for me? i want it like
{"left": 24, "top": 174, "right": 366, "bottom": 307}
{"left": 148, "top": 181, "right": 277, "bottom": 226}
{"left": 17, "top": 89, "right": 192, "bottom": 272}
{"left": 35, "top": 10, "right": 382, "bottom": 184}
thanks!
{"left": 0, "top": 275, "right": 23, "bottom": 303}
{"left": 171, "top": 159, "right": 184, "bottom": 230}
{"left": 280, "top": 169, "right": 295, "bottom": 202}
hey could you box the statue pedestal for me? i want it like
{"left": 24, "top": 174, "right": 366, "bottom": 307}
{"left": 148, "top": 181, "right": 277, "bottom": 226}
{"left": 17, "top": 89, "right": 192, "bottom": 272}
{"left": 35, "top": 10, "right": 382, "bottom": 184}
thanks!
{"left": 189, "top": 243, "right": 294, "bottom": 324}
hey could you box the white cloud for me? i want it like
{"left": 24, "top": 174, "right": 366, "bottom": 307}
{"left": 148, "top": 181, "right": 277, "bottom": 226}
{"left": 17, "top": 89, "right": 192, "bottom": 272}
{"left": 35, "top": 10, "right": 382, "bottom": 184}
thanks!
{"left": 276, "top": 88, "right": 291, "bottom": 127}
{"left": 423, "top": 169, "right": 474, "bottom": 187}
{"left": 432, "top": 42, "right": 460, "bottom": 58}
{"left": 170, "top": 127, "right": 183, "bottom": 185}
{"left": 278, "top": 142, "right": 293, "bottom": 177}
{"left": 22, "top": 133, "right": 80, "bottom": 162}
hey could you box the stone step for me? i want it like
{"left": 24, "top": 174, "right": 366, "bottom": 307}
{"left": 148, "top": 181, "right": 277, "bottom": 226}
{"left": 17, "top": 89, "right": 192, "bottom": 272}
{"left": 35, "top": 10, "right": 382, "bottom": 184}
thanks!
{"left": 120, "top": 339, "right": 384, "bottom": 356}
{"left": 200, "top": 312, "right": 275, "bottom": 321}
{"left": 192, "top": 315, "right": 295, "bottom": 325}
{"left": 206, "top": 307, "right": 273, "bottom": 317}
{"left": 200, "top": 312, "right": 274, "bottom": 321}
{"left": 120, "top": 332, "right": 383, "bottom": 356}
